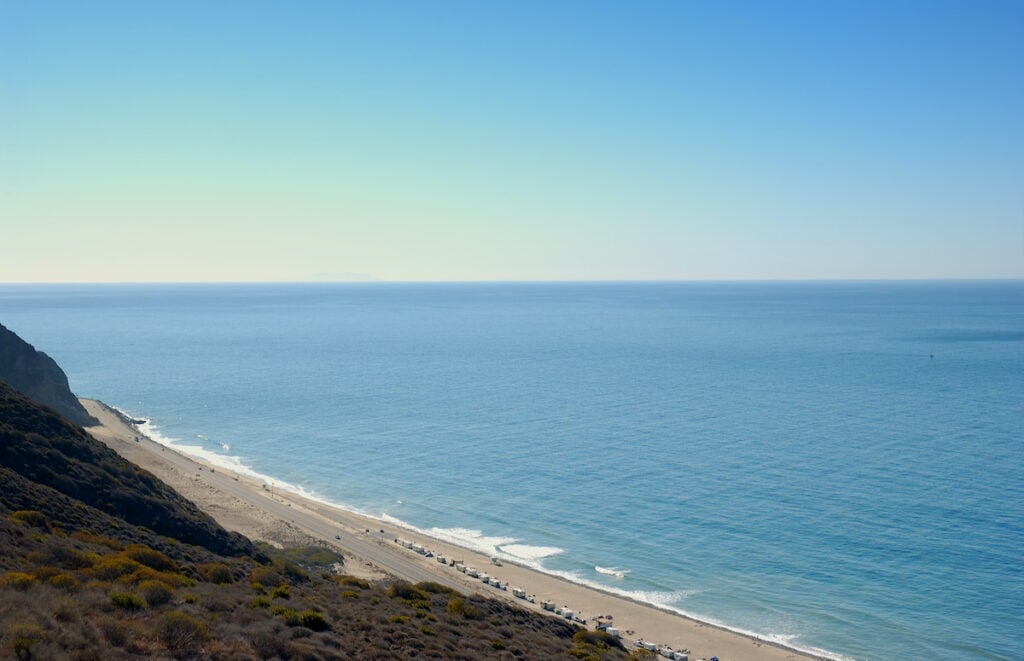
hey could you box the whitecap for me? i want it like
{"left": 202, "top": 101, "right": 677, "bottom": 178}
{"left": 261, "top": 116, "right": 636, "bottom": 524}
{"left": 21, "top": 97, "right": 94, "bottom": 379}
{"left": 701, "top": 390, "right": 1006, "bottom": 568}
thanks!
{"left": 500, "top": 544, "right": 564, "bottom": 561}
{"left": 122, "top": 409, "right": 337, "bottom": 509}
{"left": 621, "top": 588, "right": 699, "bottom": 606}
{"left": 595, "top": 565, "right": 630, "bottom": 579}
{"left": 380, "top": 512, "right": 413, "bottom": 529}
{"left": 427, "top": 527, "right": 519, "bottom": 558}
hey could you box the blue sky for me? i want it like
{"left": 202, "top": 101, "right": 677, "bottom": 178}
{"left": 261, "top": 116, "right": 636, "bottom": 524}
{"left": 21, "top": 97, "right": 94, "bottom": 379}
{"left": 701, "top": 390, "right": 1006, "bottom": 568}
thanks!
{"left": 2, "top": 1, "right": 1021, "bottom": 281}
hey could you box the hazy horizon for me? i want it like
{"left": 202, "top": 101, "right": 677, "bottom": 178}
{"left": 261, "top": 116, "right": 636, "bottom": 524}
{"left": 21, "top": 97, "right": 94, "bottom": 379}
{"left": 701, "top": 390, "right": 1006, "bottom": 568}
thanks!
{"left": 3, "top": 1, "right": 1022, "bottom": 283}
{"left": 3, "top": 278, "right": 1022, "bottom": 287}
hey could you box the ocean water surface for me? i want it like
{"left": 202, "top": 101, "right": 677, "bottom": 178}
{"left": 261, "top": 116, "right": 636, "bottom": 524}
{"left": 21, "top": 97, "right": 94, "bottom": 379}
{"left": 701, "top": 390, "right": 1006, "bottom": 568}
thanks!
{"left": 1, "top": 282, "right": 1021, "bottom": 660}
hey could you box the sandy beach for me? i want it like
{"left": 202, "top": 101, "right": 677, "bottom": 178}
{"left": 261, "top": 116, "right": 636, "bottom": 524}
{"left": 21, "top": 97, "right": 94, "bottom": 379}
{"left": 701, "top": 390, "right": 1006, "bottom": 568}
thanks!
{"left": 81, "top": 398, "right": 826, "bottom": 661}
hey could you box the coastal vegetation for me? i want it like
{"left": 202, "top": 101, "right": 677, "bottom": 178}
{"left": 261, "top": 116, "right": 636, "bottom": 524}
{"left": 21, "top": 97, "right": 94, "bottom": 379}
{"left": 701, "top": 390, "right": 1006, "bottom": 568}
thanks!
{"left": 0, "top": 374, "right": 634, "bottom": 659}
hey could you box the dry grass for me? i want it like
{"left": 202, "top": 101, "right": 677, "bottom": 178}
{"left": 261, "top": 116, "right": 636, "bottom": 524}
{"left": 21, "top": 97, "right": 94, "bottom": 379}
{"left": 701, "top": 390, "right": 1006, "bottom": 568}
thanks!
{"left": 0, "top": 521, "right": 631, "bottom": 660}
{"left": 0, "top": 381, "right": 630, "bottom": 660}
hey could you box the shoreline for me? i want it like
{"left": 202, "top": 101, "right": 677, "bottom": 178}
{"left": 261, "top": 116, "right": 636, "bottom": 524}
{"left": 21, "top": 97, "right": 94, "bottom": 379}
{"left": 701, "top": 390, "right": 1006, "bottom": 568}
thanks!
{"left": 82, "top": 397, "right": 835, "bottom": 661}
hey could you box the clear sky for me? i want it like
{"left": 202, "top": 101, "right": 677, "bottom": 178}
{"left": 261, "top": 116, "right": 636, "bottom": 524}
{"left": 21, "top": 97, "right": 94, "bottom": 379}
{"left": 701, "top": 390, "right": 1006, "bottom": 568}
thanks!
{"left": 2, "top": 1, "right": 1022, "bottom": 282}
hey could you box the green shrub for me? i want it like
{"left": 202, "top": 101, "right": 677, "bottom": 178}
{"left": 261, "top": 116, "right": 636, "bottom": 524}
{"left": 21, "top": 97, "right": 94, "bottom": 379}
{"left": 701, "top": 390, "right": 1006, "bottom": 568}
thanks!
{"left": 123, "top": 544, "right": 176, "bottom": 571}
{"left": 91, "top": 555, "right": 143, "bottom": 581}
{"left": 2, "top": 572, "right": 36, "bottom": 590}
{"left": 248, "top": 566, "right": 281, "bottom": 586}
{"left": 126, "top": 566, "right": 194, "bottom": 588}
{"left": 8, "top": 510, "right": 48, "bottom": 529}
{"left": 491, "top": 639, "right": 507, "bottom": 650}
{"left": 31, "top": 565, "right": 62, "bottom": 581}
{"left": 572, "top": 629, "right": 625, "bottom": 650}
{"left": 110, "top": 590, "right": 147, "bottom": 611}
{"left": 272, "top": 558, "right": 309, "bottom": 583}
{"left": 295, "top": 610, "right": 330, "bottom": 632}
{"left": 334, "top": 575, "right": 370, "bottom": 589}
{"left": 31, "top": 543, "right": 92, "bottom": 570}
{"left": 182, "top": 593, "right": 197, "bottom": 604}
{"left": 197, "top": 562, "right": 234, "bottom": 584}
{"left": 420, "top": 625, "right": 436, "bottom": 636}
{"left": 71, "top": 530, "right": 124, "bottom": 550}
{"left": 415, "top": 580, "right": 456, "bottom": 595}
{"left": 271, "top": 584, "right": 290, "bottom": 599}
{"left": 275, "top": 608, "right": 327, "bottom": 630}
{"left": 277, "top": 608, "right": 298, "bottom": 625}
{"left": 250, "top": 596, "right": 271, "bottom": 609}
{"left": 446, "top": 597, "right": 481, "bottom": 620}
{"left": 389, "top": 615, "right": 410, "bottom": 623}
{"left": 341, "top": 590, "right": 359, "bottom": 599}
{"left": 139, "top": 580, "right": 174, "bottom": 606}
{"left": 387, "top": 581, "right": 427, "bottom": 601}
{"left": 49, "top": 572, "right": 80, "bottom": 593}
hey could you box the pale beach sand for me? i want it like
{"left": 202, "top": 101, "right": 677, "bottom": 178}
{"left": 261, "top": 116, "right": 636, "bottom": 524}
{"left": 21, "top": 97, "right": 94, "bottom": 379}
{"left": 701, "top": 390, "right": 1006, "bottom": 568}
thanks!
{"left": 81, "top": 398, "right": 828, "bottom": 661}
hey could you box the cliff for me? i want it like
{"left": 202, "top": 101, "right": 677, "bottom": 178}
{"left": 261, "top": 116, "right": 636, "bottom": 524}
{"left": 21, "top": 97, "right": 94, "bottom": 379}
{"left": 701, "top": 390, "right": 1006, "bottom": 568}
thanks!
{"left": 0, "top": 379, "right": 254, "bottom": 557}
{"left": 0, "top": 379, "right": 620, "bottom": 660}
{"left": 0, "top": 322, "right": 98, "bottom": 427}
{"left": 0, "top": 327, "right": 624, "bottom": 660}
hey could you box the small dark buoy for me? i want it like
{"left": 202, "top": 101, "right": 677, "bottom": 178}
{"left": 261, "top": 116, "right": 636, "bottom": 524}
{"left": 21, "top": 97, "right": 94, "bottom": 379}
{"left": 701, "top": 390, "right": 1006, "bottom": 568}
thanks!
{"left": 930, "top": 354, "right": 935, "bottom": 359}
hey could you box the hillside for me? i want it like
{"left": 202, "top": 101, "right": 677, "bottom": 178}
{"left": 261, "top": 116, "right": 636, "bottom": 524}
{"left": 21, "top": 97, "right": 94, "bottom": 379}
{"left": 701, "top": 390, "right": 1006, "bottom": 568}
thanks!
{"left": 0, "top": 380, "right": 252, "bottom": 558}
{"left": 0, "top": 355, "right": 630, "bottom": 659}
{"left": 0, "top": 323, "right": 97, "bottom": 427}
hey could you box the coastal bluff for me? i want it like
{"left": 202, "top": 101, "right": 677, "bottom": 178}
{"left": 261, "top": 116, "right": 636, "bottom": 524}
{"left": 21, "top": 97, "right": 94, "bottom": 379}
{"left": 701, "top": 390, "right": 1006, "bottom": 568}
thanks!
{"left": 0, "top": 378, "right": 628, "bottom": 660}
{"left": 0, "top": 322, "right": 98, "bottom": 427}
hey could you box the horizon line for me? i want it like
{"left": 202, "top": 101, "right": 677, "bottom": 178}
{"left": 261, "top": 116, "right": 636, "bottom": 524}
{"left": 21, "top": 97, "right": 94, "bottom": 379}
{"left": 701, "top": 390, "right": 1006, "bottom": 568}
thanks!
{"left": 2, "top": 277, "right": 1022, "bottom": 286}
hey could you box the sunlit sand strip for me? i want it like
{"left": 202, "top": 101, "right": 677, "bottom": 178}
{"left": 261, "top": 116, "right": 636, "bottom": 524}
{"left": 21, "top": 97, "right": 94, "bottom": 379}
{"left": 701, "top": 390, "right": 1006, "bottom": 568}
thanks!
{"left": 81, "top": 398, "right": 839, "bottom": 661}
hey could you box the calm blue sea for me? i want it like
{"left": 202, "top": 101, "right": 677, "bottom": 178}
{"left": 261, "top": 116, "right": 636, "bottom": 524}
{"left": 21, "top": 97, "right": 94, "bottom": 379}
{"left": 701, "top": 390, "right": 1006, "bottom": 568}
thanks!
{"left": 1, "top": 282, "right": 1021, "bottom": 659}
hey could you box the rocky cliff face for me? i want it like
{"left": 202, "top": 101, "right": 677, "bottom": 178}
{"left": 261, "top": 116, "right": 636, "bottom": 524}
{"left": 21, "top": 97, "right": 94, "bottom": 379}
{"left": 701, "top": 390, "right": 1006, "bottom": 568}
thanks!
{"left": 0, "top": 322, "right": 98, "bottom": 427}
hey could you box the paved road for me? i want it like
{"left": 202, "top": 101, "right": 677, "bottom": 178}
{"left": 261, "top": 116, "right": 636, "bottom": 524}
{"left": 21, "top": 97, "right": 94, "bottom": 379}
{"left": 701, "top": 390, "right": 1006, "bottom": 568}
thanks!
{"left": 241, "top": 487, "right": 466, "bottom": 592}
{"left": 84, "top": 398, "right": 468, "bottom": 592}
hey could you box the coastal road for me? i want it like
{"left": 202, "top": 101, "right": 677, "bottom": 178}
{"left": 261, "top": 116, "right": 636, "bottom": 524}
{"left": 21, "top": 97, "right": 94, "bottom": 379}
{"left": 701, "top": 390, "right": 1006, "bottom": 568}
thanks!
{"left": 233, "top": 487, "right": 467, "bottom": 593}
{"left": 82, "top": 398, "right": 467, "bottom": 593}
{"left": 82, "top": 399, "right": 825, "bottom": 661}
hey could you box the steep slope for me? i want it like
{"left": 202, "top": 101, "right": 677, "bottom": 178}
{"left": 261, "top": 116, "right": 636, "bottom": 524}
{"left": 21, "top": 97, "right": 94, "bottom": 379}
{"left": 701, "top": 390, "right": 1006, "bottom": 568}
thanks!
{"left": 0, "top": 322, "right": 97, "bottom": 427}
{"left": 0, "top": 379, "right": 627, "bottom": 660}
{"left": 0, "top": 379, "right": 253, "bottom": 558}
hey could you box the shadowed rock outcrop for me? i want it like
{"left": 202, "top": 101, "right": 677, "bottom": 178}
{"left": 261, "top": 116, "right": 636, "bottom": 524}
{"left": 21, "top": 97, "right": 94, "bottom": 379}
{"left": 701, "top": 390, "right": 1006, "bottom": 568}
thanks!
{"left": 0, "top": 322, "right": 98, "bottom": 427}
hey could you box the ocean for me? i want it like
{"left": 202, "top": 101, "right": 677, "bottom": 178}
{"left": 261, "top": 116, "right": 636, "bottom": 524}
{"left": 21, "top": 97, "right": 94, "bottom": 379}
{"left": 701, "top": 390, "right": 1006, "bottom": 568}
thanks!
{"left": 1, "top": 281, "right": 1021, "bottom": 660}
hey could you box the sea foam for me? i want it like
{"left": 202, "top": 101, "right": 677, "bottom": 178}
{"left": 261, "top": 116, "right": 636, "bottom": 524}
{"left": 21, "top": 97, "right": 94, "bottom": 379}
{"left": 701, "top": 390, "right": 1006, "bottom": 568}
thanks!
{"left": 122, "top": 409, "right": 351, "bottom": 514}
{"left": 126, "top": 409, "right": 844, "bottom": 659}
{"left": 500, "top": 544, "right": 565, "bottom": 562}
{"left": 370, "top": 517, "right": 565, "bottom": 568}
